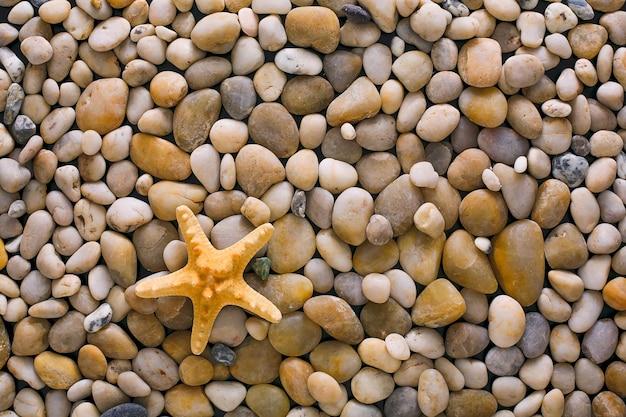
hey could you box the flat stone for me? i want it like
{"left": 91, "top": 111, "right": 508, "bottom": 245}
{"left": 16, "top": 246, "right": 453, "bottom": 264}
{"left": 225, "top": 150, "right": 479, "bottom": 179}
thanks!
{"left": 544, "top": 223, "right": 589, "bottom": 269}
{"left": 581, "top": 318, "right": 618, "bottom": 364}
{"left": 490, "top": 219, "right": 545, "bottom": 306}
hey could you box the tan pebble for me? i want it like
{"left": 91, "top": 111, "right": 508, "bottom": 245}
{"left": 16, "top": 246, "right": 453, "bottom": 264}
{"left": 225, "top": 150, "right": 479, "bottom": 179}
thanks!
{"left": 418, "top": 369, "right": 449, "bottom": 416}
{"left": 339, "top": 21, "right": 381, "bottom": 47}
{"left": 458, "top": 86, "right": 508, "bottom": 128}
{"left": 307, "top": 371, "right": 342, "bottom": 404}
{"left": 575, "top": 58, "right": 598, "bottom": 87}
{"left": 75, "top": 78, "right": 128, "bottom": 135}
{"left": 284, "top": 6, "right": 339, "bottom": 54}
{"left": 568, "top": 23, "right": 608, "bottom": 59}
{"left": 603, "top": 277, "right": 626, "bottom": 310}
{"left": 178, "top": 355, "right": 213, "bottom": 386}
{"left": 360, "top": 273, "right": 391, "bottom": 304}
{"left": 531, "top": 179, "right": 571, "bottom": 229}
{"left": 545, "top": 2, "right": 578, "bottom": 33}
{"left": 33, "top": 351, "right": 81, "bottom": 390}
{"left": 391, "top": 50, "right": 433, "bottom": 93}
{"left": 351, "top": 367, "right": 394, "bottom": 404}
{"left": 326, "top": 76, "right": 381, "bottom": 127}
{"left": 285, "top": 149, "right": 318, "bottom": 191}
{"left": 488, "top": 295, "right": 526, "bottom": 348}
{"left": 544, "top": 33, "right": 572, "bottom": 59}
{"left": 483, "top": 0, "right": 520, "bottom": 21}
{"left": 77, "top": 344, "right": 107, "bottom": 380}
{"left": 357, "top": 337, "right": 401, "bottom": 374}
{"left": 409, "top": 2, "right": 451, "bottom": 42}
{"left": 457, "top": 37, "right": 502, "bottom": 88}
{"left": 412, "top": 278, "right": 466, "bottom": 328}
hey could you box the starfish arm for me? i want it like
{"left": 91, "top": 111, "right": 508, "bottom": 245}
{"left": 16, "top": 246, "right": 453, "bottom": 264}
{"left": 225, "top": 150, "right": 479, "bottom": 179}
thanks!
{"left": 225, "top": 223, "right": 275, "bottom": 275}
{"left": 231, "top": 283, "right": 283, "bottom": 324}
{"left": 189, "top": 297, "right": 224, "bottom": 355}
{"left": 176, "top": 205, "right": 215, "bottom": 262}
{"left": 134, "top": 268, "right": 194, "bottom": 299}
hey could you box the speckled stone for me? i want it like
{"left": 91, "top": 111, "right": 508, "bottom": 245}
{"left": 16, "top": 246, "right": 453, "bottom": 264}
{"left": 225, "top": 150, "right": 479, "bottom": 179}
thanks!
{"left": 100, "top": 403, "right": 148, "bottom": 417}
{"left": 485, "top": 346, "right": 525, "bottom": 376}
{"left": 445, "top": 322, "right": 490, "bottom": 359}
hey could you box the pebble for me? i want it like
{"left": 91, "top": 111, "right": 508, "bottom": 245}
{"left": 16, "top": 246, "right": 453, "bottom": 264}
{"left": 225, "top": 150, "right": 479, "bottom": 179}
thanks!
{"left": 75, "top": 78, "right": 128, "bottom": 135}
{"left": 488, "top": 295, "right": 525, "bottom": 348}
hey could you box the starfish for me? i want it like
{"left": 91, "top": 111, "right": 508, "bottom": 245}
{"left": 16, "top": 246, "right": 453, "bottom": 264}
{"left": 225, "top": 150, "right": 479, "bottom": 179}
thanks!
{"left": 135, "top": 205, "right": 282, "bottom": 355}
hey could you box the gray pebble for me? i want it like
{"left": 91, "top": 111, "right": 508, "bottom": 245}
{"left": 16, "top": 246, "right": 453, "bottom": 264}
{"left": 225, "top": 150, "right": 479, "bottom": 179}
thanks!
{"left": 100, "top": 403, "right": 148, "bottom": 417}
{"left": 571, "top": 134, "right": 591, "bottom": 157}
{"left": 291, "top": 189, "right": 306, "bottom": 218}
{"left": 4, "top": 82, "right": 24, "bottom": 125}
{"left": 567, "top": 0, "right": 594, "bottom": 20}
{"left": 28, "top": 0, "right": 48, "bottom": 7}
{"left": 0, "top": 47, "right": 25, "bottom": 82}
{"left": 341, "top": 4, "right": 371, "bottom": 24}
{"left": 212, "top": 343, "right": 236, "bottom": 366}
{"left": 552, "top": 152, "right": 589, "bottom": 188}
{"left": 220, "top": 76, "right": 257, "bottom": 121}
{"left": 516, "top": 312, "right": 550, "bottom": 359}
{"left": 7, "top": 200, "right": 26, "bottom": 219}
{"left": 485, "top": 346, "right": 525, "bottom": 376}
{"left": 383, "top": 387, "right": 420, "bottom": 417}
{"left": 441, "top": 0, "right": 470, "bottom": 16}
{"left": 581, "top": 318, "right": 618, "bottom": 364}
{"left": 334, "top": 272, "right": 368, "bottom": 306}
{"left": 564, "top": 390, "right": 591, "bottom": 417}
{"left": 10, "top": 115, "right": 36, "bottom": 145}
{"left": 425, "top": 142, "right": 453, "bottom": 175}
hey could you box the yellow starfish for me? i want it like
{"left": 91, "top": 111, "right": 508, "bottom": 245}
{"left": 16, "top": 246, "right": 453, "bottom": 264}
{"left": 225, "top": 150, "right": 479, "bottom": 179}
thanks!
{"left": 135, "top": 205, "right": 282, "bottom": 355}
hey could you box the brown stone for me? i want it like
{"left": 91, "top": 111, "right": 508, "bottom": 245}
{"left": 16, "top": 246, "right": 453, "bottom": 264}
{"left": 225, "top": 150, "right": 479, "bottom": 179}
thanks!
{"left": 568, "top": 24, "right": 608, "bottom": 59}
{"left": 603, "top": 277, "right": 626, "bottom": 311}
{"left": 411, "top": 278, "right": 466, "bottom": 328}
{"left": 280, "top": 76, "right": 334, "bottom": 115}
{"left": 75, "top": 78, "right": 128, "bottom": 135}
{"left": 458, "top": 86, "right": 508, "bottom": 128}
{"left": 326, "top": 76, "right": 381, "bottom": 127}
{"left": 477, "top": 127, "right": 530, "bottom": 165}
{"left": 445, "top": 322, "right": 490, "bottom": 359}
{"left": 0, "top": 317, "right": 9, "bottom": 369}
{"left": 245, "top": 273, "right": 313, "bottom": 315}
{"left": 360, "top": 299, "right": 412, "bottom": 339}
{"left": 605, "top": 361, "right": 626, "bottom": 397}
{"left": 78, "top": 344, "right": 108, "bottom": 380}
{"left": 284, "top": 6, "right": 340, "bottom": 54}
{"left": 544, "top": 223, "right": 589, "bottom": 269}
{"left": 235, "top": 144, "right": 285, "bottom": 198}
{"left": 398, "top": 228, "right": 446, "bottom": 286}
{"left": 490, "top": 219, "right": 545, "bottom": 307}
{"left": 173, "top": 88, "right": 221, "bottom": 153}
{"left": 303, "top": 295, "right": 364, "bottom": 345}
{"left": 446, "top": 389, "right": 498, "bottom": 417}
{"left": 34, "top": 351, "right": 82, "bottom": 389}
{"left": 87, "top": 323, "right": 139, "bottom": 360}
{"left": 457, "top": 38, "right": 502, "bottom": 88}
{"left": 248, "top": 103, "right": 299, "bottom": 158}
{"left": 375, "top": 174, "right": 423, "bottom": 236}
{"left": 309, "top": 341, "right": 362, "bottom": 383}
{"left": 531, "top": 179, "right": 571, "bottom": 229}
{"left": 230, "top": 337, "right": 282, "bottom": 385}
{"left": 352, "top": 239, "right": 399, "bottom": 276}
{"left": 279, "top": 357, "right": 316, "bottom": 406}
{"left": 129, "top": 133, "right": 191, "bottom": 181}
{"left": 592, "top": 391, "right": 626, "bottom": 417}
{"left": 458, "top": 190, "right": 508, "bottom": 237}
{"left": 443, "top": 229, "right": 498, "bottom": 294}
{"left": 446, "top": 149, "right": 490, "bottom": 192}
{"left": 507, "top": 95, "right": 544, "bottom": 139}
{"left": 268, "top": 312, "right": 322, "bottom": 357}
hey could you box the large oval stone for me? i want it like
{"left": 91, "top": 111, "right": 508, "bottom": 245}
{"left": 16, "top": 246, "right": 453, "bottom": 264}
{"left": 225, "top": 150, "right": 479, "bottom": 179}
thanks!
{"left": 248, "top": 103, "right": 299, "bottom": 158}
{"left": 75, "top": 78, "right": 128, "bottom": 135}
{"left": 443, "top": 229, "right": 498, "bottom": 294}
{"left": 458, "top": 86, "right": 508, "bottom": 128}
{"left": 281, "top": 76, "right": 334, "bottom": 115}
{"left": 266, "top": 214, "right": 316, "bottom": 274}
{"left": 130, "top": 133, "right": 191, "bottom": 181}
{"left": 490, "top": 219, "right": 545, "bottom": 306}
{"left": 173, "top": 88, "right": 221, "bottom": 153}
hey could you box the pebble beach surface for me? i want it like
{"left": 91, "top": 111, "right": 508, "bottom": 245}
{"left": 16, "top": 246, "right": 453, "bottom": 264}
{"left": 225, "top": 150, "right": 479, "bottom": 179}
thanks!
{"left": 1, "top": 0, "right": 626, "bottom": 416}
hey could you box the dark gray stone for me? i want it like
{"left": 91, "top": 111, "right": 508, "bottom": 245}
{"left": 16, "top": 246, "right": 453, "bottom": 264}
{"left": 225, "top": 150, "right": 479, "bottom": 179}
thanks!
{"left": 582, "top": 318, "right": 618, "bottom": 364}
{"left": 10, "top": 115, "right": 36, "bottom": 145}
{"left": 101, "top": 403, "right": 147, "bottom": 417}
{"left": 212, "top": 342, "right": 236, "bottom": 366}
{"left": 571, "top": 134, "right": 591, "bottom": 156}
{"left": 321, "top": 127, "right": 363, "bottom": 164}
{"left": 425, "top": 141, "right": 453, "bottom": 175}
{"left": 485, "top": 346, "right": 525, "bottom": 376}
{"left": 220, "top": 76, "right": 257, "bottom": 121}
{"left": 552, "top": 152, "right": 589, "bottom": 188}
{"left": 341, "top": 4, "right": 371, "bottom": 24}
{"left": 4, "top": 82, "right": 24, "bottom": 125}
{"left": 516, "top": 312, "right": 550, "bottom": 358}
{"left": 384, "top": 387, "right": 420, "bottom": 417}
